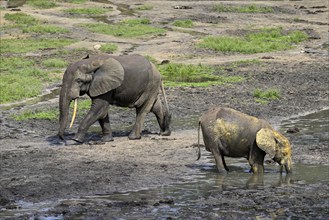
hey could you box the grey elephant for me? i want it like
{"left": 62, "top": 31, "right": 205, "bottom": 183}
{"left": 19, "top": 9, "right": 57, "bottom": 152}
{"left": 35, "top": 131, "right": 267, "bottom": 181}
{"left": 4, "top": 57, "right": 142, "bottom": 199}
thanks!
{"left": 58, "top": 54, "right": 171, "bottom": 143}
{"left": 197, "top": 107, "right": 292, "bottom": 174}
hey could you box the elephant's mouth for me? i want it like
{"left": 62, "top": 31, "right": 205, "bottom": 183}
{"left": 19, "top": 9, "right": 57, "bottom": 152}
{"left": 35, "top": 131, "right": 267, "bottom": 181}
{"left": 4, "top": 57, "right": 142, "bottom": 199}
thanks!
{"left": 69, "top": 98, "right": 78, "bottom": 128}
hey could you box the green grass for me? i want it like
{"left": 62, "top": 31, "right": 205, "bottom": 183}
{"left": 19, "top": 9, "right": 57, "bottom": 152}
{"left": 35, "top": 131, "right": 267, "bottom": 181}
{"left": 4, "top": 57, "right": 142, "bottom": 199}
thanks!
{"left": 99, "top": 43, "right": 118, "bottom": 53}
{"left": 253, "top": 88, "right": 281, "bottom": 104}
{"left": 0, "top": 56, "right": 66, "bottom": 104}
{"left": 22, "top": 25, "right": 69, "bottom": 34}
{"left": 4, "top": 12, "right": 68, "bottom": 34}
{"left": 42, "top": 58, "right": 67, "bottom": 68}
{"left": 197, "top": 27, "right": 308, "bottom": 54}
{"left": 72, "top": 99, "right": 92, "bottom": 111}
{"left": 13, "top": 109, "right": 58, "bottom": 121}
{"left": 66, "top": 0, "right": 87, "bottom": 3}
{"left": 0, "top": 74, "right": 43, "bottom": 104}
{"left": 4, "top": 12, "right": 38, "bottom": 25}
{"left": 1, "top": 38, "right": 76, "bottom": 53}
{"left": 213, "top": 4, "right": 274, "bottom": 13}
{"left": 144, "top": 55, "right": 158, "bottom": 64}
{"left": 158, "top": 63, "right": 244, "bottom": 87}
{"left": 0, "top": 57, "right": 35, "bottom": 71}
{"left": 80, "top": 18, "right": 165, "bottom": 38}
{"left": 13, "top": 99, "right": 92, "bottom": 121}
{"left": 64, "top": 7, "right": 109, "bottom": 15}
{"left": 172, "top": 20, "right": 194, "bottom": 28}
{"left": 27, "top": 0, "right": 58, "bottom": 9}
{"left": 121, "top": 18, "right": 151, "bottom": 25}
{"left": 136, "top": 5, "right": 153, "bottom": 10}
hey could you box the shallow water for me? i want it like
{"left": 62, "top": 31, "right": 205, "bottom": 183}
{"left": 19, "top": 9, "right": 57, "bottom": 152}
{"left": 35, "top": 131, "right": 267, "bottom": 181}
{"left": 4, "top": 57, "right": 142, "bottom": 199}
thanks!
{"left": 1, "top": 109, "right": 329, "bottom": 219}
{"left": 280, "top": 108, "right": 329, "bottom": 146}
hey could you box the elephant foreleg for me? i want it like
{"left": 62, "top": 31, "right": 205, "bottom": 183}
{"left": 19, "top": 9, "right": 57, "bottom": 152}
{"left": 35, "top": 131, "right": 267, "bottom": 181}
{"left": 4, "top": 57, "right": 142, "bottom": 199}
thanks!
{"left": 151, "top": 97, "right": 171, "bottom": 136}
{"left": 73, "top": 98, "right": 109, "bottom": 143}
{"left": 248, "top": 144, "right": 266, "bottom": 174}
{"left": 98, "top": 113, "right": 113, "bottom": 142}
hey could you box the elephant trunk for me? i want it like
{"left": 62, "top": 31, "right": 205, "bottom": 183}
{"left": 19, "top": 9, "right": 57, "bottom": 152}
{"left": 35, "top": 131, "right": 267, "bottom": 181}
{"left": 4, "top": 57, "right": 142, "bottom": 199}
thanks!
{"left": 58, "top": 76, "right": 72, "bottom": 140}
{"left": 284, "top": 158, "right": 292, "bottom": 174}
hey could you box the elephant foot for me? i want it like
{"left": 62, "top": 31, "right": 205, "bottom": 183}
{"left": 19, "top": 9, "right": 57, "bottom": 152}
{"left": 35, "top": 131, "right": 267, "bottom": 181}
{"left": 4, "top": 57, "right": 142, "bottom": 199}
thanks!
{"left": 128, "top": 132, "right": 141, "bottom": 140}
{"left": 101, "top": 134, "right": 114, "bottom": 142}
{"left": 72, "top": 133, "right": 85, "bottom": 144}
{"left": 65, "top": 139, "right": 83, "bottom": 146}
{"left": 160, "top": 129, "right": 171, "bottom": 136}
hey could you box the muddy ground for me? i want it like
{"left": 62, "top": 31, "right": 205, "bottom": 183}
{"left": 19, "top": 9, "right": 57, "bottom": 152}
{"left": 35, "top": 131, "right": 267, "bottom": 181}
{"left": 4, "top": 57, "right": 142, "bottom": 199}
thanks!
{"left": 0, "top": 0, "right": 329, "bottom": 219}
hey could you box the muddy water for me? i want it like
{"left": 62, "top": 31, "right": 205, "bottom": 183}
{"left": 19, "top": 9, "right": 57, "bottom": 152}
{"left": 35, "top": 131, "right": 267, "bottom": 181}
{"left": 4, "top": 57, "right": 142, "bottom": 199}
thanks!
{"left": 280, "top": 108, "right": 329, "bottom": 146}
{"left": 2, "top": 110, "right": 329, "bottom": 219}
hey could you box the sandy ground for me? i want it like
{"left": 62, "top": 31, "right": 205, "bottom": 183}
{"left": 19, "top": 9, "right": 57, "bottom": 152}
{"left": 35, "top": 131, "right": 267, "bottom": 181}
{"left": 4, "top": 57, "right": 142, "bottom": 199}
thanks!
{"left": 0, "top": 0, "right": 328, "bottom": 219}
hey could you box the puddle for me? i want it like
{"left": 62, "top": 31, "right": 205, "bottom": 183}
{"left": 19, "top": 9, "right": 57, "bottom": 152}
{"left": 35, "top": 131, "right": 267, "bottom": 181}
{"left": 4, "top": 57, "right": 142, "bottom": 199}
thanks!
{"left": 2, "top": 161, "right": 328, "bottom": 219}
{"left": 1, "top": 109, "right": 328, "bottom": 219}
{"left": 280, "top": 108, "right": 329, "bottom": 145}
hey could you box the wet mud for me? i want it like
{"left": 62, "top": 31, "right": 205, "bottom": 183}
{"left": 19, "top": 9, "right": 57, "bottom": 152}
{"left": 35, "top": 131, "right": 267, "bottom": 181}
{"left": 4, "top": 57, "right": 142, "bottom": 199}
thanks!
{"left": 0, "top": 0, "right": 329, "bottom": 219}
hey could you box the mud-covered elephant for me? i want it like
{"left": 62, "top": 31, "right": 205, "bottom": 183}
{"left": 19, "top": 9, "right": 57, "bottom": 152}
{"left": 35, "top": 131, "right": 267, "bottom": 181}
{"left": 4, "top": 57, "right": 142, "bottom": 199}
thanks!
{"left": 58, "top": 54, "right": 171, "bottom": 143}
{"left": 197, "top": 107, "right": 292, "bottom": 174}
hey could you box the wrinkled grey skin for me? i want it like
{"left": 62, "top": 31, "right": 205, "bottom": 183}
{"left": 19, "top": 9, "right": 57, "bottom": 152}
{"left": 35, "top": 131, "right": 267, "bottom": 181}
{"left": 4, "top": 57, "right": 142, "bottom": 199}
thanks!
{"left": 58, "top": 54, "right": 171, "bottom": 143}
{"left": 198, "top": 107, "right": 292, "bottom": 174}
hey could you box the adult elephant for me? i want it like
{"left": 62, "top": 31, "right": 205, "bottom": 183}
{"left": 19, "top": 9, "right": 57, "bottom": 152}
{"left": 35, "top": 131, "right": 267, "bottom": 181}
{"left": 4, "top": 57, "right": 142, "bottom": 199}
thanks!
{"left": 197, "top": 107, "right": 292, "bottom": 174}
{"left": 58, "top": 54, "right": 171, "bottom": 143}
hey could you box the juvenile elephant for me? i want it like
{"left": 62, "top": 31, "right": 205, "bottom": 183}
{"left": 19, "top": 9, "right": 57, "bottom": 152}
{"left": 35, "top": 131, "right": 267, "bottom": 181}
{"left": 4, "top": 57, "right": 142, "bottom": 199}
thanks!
{"left": 197, "top": 107, "right": 292, "bottom": 174}
{"left": 58, "top": 54, "right": 171, "bottom": 143}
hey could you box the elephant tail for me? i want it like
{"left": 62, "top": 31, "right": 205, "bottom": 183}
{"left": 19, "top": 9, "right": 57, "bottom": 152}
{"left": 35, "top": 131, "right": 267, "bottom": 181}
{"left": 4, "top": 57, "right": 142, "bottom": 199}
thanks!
{"left": 197, "top": 120, "right": 201, "bottom": 160}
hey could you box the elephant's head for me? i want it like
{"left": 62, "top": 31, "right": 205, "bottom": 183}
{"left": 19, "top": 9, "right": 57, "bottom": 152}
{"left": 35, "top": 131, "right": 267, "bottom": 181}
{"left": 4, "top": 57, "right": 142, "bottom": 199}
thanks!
{"left": 256, "top": 128, "right": 292, "bottom": 173}
{"left": 58, "top": 56, "right": 124, "bottom": 140}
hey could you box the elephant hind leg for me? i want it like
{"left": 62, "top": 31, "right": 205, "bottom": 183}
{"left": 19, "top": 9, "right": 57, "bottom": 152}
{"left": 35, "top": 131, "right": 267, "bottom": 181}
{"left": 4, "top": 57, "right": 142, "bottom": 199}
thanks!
{"left": 211, "top": 147, "right": 227, "bottom": 174}
{"left": 151, "top": 97, "right": 171, "bottom": 136}
{"left": 128, "top": 98, "right": 156, "bottom": 140}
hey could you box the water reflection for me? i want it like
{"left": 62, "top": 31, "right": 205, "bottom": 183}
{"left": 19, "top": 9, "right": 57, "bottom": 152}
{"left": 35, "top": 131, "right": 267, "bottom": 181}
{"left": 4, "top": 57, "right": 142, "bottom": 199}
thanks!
{"left": 280, "top": 108, "right": 329, "bottom": 145}
{"left": 2, "top": 109, "right": 329, "bottom": 219}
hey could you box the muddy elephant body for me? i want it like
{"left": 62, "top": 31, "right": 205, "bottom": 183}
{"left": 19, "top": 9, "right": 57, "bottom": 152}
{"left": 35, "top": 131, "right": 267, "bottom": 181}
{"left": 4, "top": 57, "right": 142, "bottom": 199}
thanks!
{"left": 58, "top": 54, "right": 171, "bottom": 143}
{"left": 198, "top": 107, "right": 292, "bottom": 174}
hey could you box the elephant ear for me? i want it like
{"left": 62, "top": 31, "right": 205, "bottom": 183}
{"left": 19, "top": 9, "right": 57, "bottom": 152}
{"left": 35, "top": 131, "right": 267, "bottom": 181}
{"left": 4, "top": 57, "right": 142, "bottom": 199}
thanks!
{"left": 256, "top": 128, "right": 277, "bottom": 158}
{"left": 89, "top": 58, "right": 124, "bottom": 97}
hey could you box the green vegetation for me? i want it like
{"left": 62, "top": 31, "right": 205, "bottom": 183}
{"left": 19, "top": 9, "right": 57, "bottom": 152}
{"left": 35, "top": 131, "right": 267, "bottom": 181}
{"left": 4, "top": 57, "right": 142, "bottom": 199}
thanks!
{"left": 80, "top": 18, "right": 165, "bottom": 38}
{"left": 13, "top": 109, "right": 58, "bottom": 121}
{"left": 22, "top": 25, "right": 69, "bottom": 34}
{"left": 158, "top": 63, "right": 244, "bottom": 87}
{"left": 4, "top": 12, "right": 38, "bottom": 25}
{"left": 144, "top": 55, "right": 158, "bottom": 64}
{"left": 4, "top": 12, "right": 68, "bottom": 34}
{"left": 1, "top": 38, "right": 75, "bottom": 53}
{"left": 0, "top": 56, "right": 63, "bottom": 104}
{"left": 253, "top": 88, "right": 281, "bottom": 103}
{"left": 0, "top": 74, "right": 43, "bottom": 104}
{"left": 12, "top": 99, "right": 92, "bottom": 121}
{"left": 65, "top": 0, "right": 87, "bottom": 3}
{"left": 213, "top": 4, "right": 274, "bottom": 13}
{"left": 42, "top": 58, "right": 67, "bottom": 68}
{"left": 172, "top": 20, "right": 194, "bottom": 28}
{"left": 27, "top": 0, "right": 58, "bottom": 9}
{"left": 72, "top": 99, "right": 92, "bottom": 111}
{"left": 64, "top": 7, "right": 109, "bottom": 15}
{"left": 0, "top": 55, "right": 69, "bottom": 104}
{"left": 136, "top": 5, "right": 153, "bottom": 10}
{"left": 197, "top": 27, "right": 308, "bottom": 54}
{"left": 100, "top": 43, "right": 118, "bottom": 53}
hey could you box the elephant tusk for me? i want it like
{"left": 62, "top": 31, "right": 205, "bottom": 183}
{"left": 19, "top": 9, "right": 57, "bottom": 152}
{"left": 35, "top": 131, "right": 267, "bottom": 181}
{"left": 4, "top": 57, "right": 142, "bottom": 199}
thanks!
{"left": 69, "top": 99, "right": 78, "bottom": 129}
